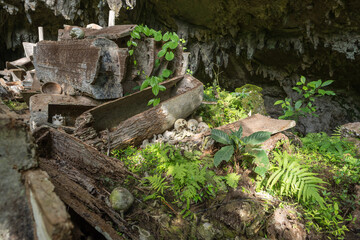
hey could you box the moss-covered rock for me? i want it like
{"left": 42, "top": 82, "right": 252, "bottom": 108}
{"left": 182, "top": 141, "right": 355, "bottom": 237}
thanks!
{"left": 236, "top": 84, "right": 266, "bottom": 115}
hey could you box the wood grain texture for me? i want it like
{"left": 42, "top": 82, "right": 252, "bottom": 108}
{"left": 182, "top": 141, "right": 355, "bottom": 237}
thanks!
{"left": 34, "top": 127, "right": 140, "bottom": 240}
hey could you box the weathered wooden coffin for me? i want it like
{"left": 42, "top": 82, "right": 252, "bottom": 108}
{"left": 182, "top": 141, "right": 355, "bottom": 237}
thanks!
{"left": 34, "top": 38, "right": 128, "bottom": 99}
{"left": 74, "top": 74, "right": 204, "bottom": 151}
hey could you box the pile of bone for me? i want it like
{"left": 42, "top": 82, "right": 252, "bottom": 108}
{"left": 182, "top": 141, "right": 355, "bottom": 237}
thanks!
{"left": 140, "top": 117, "right": 214, "bottom": 151}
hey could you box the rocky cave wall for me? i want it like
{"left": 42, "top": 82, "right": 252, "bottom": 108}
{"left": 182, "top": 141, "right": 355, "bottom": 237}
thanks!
{"left": 1, "top": 0, "right": 360, "bottom": 133}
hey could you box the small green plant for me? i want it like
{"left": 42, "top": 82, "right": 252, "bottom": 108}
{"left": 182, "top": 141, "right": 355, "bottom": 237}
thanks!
{"left": 303, "top": 193, "right": 353, "bottom": 239}
{"left": 4, "top": 100, "right": 28, "bottom": 111}
{"left": 197, "top": 86, "right": 248, "bottom": 127}
{"left": 300, "top": 132, "right": 360, "bottom": 187}
{"left": 127, "top": 25, "right": 182, "bottom": 106}
{"left": 274, "top": 76, "right": 335, "bottom": 120}
{"left": 266, "top": 151, "right": 327, "bottom": 206}
{"left": 211, "top": 126, "right": 271, "bottom": 177}
{"left": 112, "top": 143, "right": 239, "bottom": 215}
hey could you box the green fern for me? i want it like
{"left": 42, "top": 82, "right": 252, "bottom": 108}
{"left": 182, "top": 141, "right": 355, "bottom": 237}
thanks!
{"left": 144, "top": 174, "right": 169, "bottom": 195}
{"left": 266, "top": 151, "right": 327, "bottom": 206}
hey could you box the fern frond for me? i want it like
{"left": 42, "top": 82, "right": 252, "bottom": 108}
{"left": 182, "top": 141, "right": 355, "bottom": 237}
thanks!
{"left": 267, "top": 152, "right": 327, "bottom": 206}
{"left": 144, "top": 174, "right": 169, "bottom": 195}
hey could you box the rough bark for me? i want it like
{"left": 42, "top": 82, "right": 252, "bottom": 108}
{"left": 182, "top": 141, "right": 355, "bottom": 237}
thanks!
{"left": 33, "top": 126, "right": 143, "bottom": 240}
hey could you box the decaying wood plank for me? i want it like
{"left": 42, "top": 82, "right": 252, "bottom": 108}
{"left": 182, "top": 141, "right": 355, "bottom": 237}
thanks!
{"left": 180, "top": 114, "right": 296, "bottom": 145}
{"left": 24, "top": 170, "right": 73, "bottom": 240}
{"left": 33, "top": 127, "right": 142, "bottom": 240}
{"left": 75, "top": 75, "right": 204, "bottom": 151}
{"left": 58, "top": 25, "right": 136, "bottom": 41}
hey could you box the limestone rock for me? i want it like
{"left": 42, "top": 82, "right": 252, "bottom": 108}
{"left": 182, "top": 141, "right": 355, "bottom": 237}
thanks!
{"left": 340, "top": 122, "right": 360, "bottom": 138}
{"left": 266, "top": 206, "right": 306, "bottom": 240}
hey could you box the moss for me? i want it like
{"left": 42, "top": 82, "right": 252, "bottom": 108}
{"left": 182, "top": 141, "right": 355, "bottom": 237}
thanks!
{"left": 236, "top": 84, "right": 263, "bottom": 93}
{"left": 5, "top": 100, "right": 28, "bottom": 111}
{"left": 236, "top": 84, "right": 266, "bottom": 115}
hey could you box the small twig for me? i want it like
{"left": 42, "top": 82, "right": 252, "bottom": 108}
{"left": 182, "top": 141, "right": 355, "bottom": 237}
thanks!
{"left": 106, "top": 128, "right": 111, "bottom": 156}
{"left": 161, "top": 198, "right": 178, "bottom": 215}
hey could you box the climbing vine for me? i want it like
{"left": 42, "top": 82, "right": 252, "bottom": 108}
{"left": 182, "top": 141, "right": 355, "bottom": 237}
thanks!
{"left": 127, "top": 25, "right": 182, "bottom": 106}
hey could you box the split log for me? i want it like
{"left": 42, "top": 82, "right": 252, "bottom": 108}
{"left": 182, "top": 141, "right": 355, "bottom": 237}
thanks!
{"left": 74, "top": 75, "right": 204, "bottom": 151}
{"left": 33, "top": 127, "right": 144, "bottom": 240}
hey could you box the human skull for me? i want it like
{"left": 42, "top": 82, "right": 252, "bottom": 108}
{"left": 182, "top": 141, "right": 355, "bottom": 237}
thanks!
{"left": 140, "top": 139, "right": 149, "bottom": 149}
{"left": 195, "top": 116, "right": 203, "bottom": 122}
{"left": 70, "top": 27, "right": 85, "bottom": 39}
{"left": 163, "top": 130, "right": 175, "bottom": 141}
{"left": 197, "top": 122, "right": 210, "bottom": 133}
{"left": 174, "top": 119, "right": 187, "bottom": 132}
{"left": 187, "top": 119, "right": 199, "bottom": 132}
{"left": 52, "top": 114, "right": 65, "bottom": 126}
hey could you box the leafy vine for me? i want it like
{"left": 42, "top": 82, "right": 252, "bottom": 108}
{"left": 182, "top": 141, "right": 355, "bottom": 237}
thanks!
{"left": 127, "top": 25, "right": 182, "bottom": 106}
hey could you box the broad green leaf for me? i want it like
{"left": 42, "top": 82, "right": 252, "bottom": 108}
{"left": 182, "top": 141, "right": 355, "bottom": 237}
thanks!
{"left": 284, "top": 111, "right": 294, "bottom": 117}
{"left": 233, "top": 126, "right": 243, "bottom": 139}
{"left": 251, "top": 149, "right": 269, "bottom": 177}
{"left": 214, "top": 146, "right": 234, "bottom": 167}
{"left": 152, "top": 84, "right": 160, "bottom": 96}
{"left": 127, "top": 40, "right": 132, "bottom": 47}
{"left": 153, "top": 98, "right": 160, "bottom": 106}
{"left": 274, "top": 100, "right": 283, "bottom": 105}
{"left": 292, "top": 87, "right": 301, "bottom": 93}
{"left": 254, "top": 166, "right": 267, "bottom": 178}
{"left": 149, "top": 76, "right": 158, "bottom": 87}
{"left": 143, "top": 26, "right": 151, "bottom": 36}
{"left": 318, "top": 89, "right": 326, "bottom": 95}
{"left": 158, "top": 85, "right": 166, "bottom": 91}
{"left": 211, "top": 129, "right": 231, "bottom": 145}
{"left": 163, "top": 32, "right": 170, "bottom": 41}
{"left": 314, "top": 80, "right": 322, "bottom": 88}
{"left": 158, "top": 49, "right": 167, "bottom": 58}
{"left": 170, "top": 32, "right": 179, "bottom": 42}
{"left": 129, "top": 49, "right": 134, "bottom": 56}
{"left": 161, "top": 69, "right": 172, "bottom": 78}
{"left": 242, "top": 131, "right": 271, "bottom": 145}
{"left": 132, "top": 31, "right": 141, "bottom": 39}
{"left": 300, "top": 76, "right": 306, "bottom": 84}
{"left": 140, "top": 79, "right": 149, "bottom": 90}
{"left": 325, "top": 90, "right": 335, "bottom": 95}
{"left": 147, "top": 99, "right": 154, "bottom": 106}
{"left": 165, "top": 51, "right": 175, "bottom": 61}
{"left": 294, "top": 100, "right": 302, "bottom": 110}
{"left": 168, "top": 41, "right": 178, "bottom": 49}
{"left": 321, "top": 80, "right": 334, "bottom": 87}
{"left": 131, "top": 41, "right": 137, "bottom": 47}
{"left": 154, "top": 32, "right": 162, "bottom": 41}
